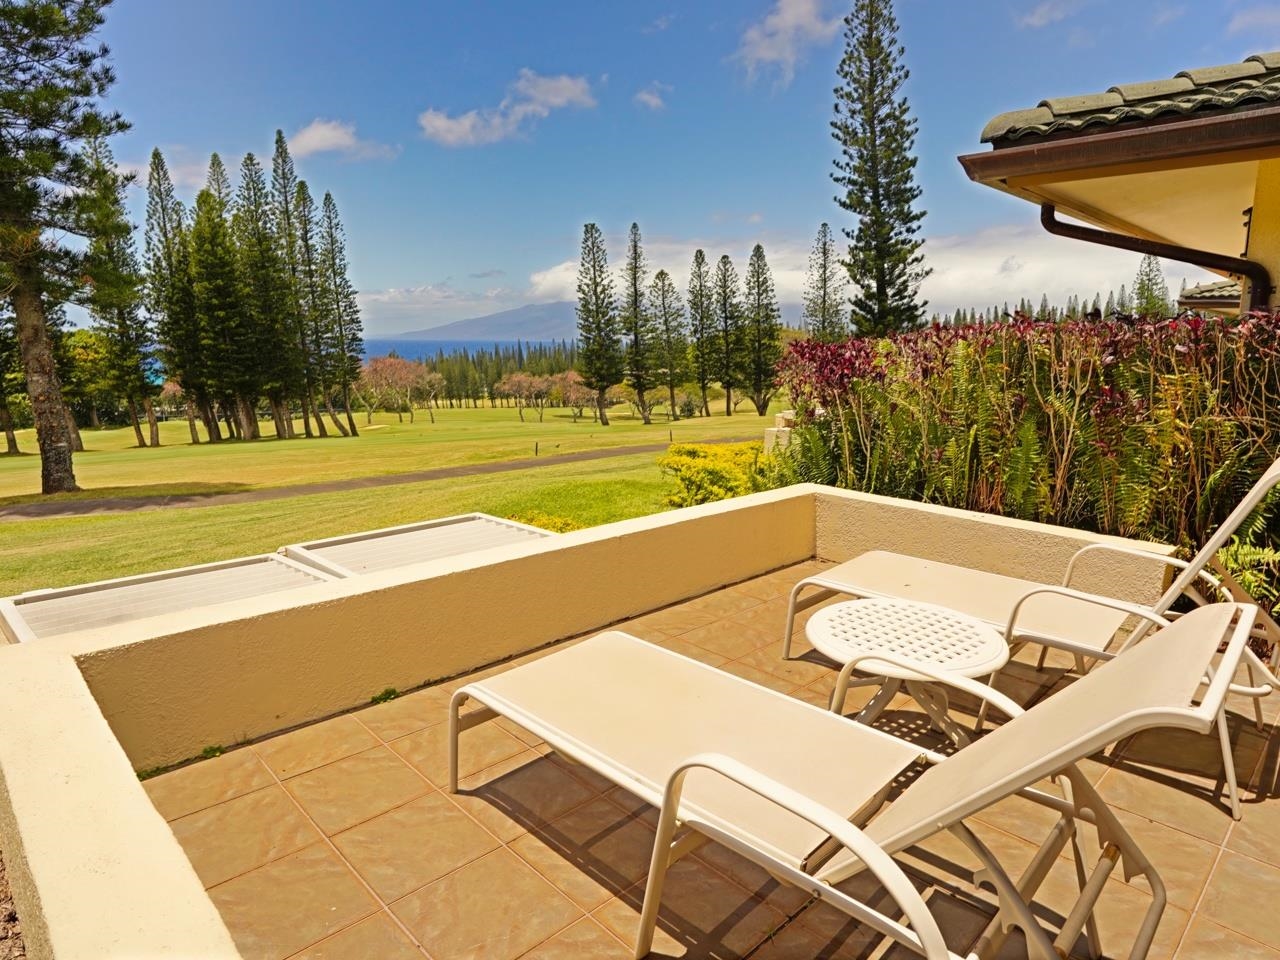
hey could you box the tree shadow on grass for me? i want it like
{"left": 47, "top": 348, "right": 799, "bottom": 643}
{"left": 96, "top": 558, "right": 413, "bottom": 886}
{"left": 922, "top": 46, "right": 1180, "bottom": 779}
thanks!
{"left": 0, "top": 481, "right": 253, "bottom": 509}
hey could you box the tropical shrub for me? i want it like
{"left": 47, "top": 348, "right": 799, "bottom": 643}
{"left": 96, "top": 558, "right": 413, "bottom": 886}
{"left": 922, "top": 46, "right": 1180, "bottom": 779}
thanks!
{"left": 658, "top": 442, "right": 786, "bottom": 507}
{"left": 778, "top": 312, "right": 1280, "bottom": 559}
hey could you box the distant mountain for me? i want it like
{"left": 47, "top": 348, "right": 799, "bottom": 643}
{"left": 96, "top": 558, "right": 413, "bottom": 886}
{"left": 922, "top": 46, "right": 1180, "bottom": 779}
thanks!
{"left": 396, "top": 301, "right": 577, "bottom": 341}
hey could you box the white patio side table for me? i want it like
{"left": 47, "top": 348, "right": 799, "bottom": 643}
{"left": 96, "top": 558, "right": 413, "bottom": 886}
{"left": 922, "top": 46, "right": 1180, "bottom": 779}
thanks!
{"left": 804, "top": 598, "right": 1010, "bottom": 746}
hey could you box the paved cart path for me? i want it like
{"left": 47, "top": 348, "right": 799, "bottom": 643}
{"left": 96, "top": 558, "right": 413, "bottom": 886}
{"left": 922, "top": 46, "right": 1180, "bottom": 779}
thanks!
{"left": 0, "top": 437, "right": 752, "bottom": 521}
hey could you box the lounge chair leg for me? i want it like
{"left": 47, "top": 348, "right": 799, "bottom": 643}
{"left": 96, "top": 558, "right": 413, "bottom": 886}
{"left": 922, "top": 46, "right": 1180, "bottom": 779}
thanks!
{"left": 974, "top": 671, "right": 998, "bottom": 735}
{"left": 1248, "top": 663, "right": 1265, "bottom": 731}
{"left": 782, "top": 581, "right": 808, "bottom": 659}
{"left": 1216, "top": 709, "right": 1242, "bottom": 820}
{"left": 636, "top": 774, "right": 686, "bottom": 959}
{"left": 1035, "top": 645, "right": 1049, "bottom": 671}
{"left": 448, "top": 691, "right": 466, "bottom": 793}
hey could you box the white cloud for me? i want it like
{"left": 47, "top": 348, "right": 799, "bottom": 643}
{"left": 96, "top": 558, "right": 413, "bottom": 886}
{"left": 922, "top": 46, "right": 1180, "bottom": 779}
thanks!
{"left": 643, "top": 14, "right": 674, "bottom": 33}
{"left": 418, "top": 68, "right": 596, "bottom": 147}
{"left": 120, "top": 146, "right": 210, "bottom": 193}
{"left": 735, "top": 0, "right": 841, "bottom": 86}
{"left": 919, "top": 222, "right": 1216, "bottom": 316}
{"left": 359, "top": 282, "right": 520, "bottom": 333}
{"left": 1017, "top": 1, "right": 1078, "bottom": 29}
{"left": 633, "top": 82, "right": 671, "bottom": 110}
{"left": 527, "top": 260, "right": 579, "bottom": 301}
{"left": 1153, "top": 4, "right": 1186, "bottom": 27}
{"left": 290, "top": 119, "right": 397, "bottom": 160}
{"left": 747, "top": 212, "right": 764, "bottom": 224}
{"left": 1226, "top": 7, "right": 1280, "bottom": 35}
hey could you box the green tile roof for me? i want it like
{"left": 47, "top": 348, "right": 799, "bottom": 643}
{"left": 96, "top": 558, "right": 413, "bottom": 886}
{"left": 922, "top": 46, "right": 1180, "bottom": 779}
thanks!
{"left": 1179, "top": 279, "right": 1241, "bottom": 301}
{"left": 982, "top": 52, "right": 1280, "bottom": 144}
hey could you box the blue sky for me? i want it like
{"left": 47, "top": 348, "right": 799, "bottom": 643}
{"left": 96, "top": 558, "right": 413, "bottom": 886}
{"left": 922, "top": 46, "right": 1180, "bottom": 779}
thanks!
{"left": 100, "top": 0, "right": 1280, "bottom": 334}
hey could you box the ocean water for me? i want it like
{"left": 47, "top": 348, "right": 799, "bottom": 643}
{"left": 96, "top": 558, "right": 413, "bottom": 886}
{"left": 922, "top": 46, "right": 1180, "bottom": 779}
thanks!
{"left": 363, "top": 338, "right": 566, "bottom": 360}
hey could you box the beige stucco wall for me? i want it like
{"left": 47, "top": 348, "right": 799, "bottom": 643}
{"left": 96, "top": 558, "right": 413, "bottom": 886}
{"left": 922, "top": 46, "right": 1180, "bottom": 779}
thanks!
{"left": 1246, "top": 157, "right": 1280, "bottom": 311}
{"left": 814, "top": 486, "right": 1173, "bottom": 604}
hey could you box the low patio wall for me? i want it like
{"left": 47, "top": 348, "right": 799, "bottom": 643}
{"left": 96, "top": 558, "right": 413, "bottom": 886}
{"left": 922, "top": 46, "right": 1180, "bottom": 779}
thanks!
{"left": 0, "top": 483, "right": 1176, "bottom": 958}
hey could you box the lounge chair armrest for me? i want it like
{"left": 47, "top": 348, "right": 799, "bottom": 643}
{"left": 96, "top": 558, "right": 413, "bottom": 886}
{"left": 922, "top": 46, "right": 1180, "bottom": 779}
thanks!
{"left": 1064, "top": 543, "right": 1228, "bottom": 601}
{"left": 842, "top": 651, "right": 1025, "bottom": 720}
{"left": 1005, "top": 585, "right": 1171, "bottom": 653}
{"left": 660, "top": 752, "right": 952, "bottom": 960}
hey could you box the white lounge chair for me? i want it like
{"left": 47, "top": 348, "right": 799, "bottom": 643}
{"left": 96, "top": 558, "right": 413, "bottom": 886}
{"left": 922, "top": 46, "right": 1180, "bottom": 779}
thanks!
{"left": 782, "top": 458, "right": 1280, "bottom": 818}
{"left": 450, "top": 602, "right": 1254, "bottom": 960}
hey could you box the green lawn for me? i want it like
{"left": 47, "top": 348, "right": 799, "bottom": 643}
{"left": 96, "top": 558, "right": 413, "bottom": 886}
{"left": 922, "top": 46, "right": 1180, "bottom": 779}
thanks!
{"left": 0, "top": 453, "right": 679, "bottom": 595}
{"left": 0, "top": 402, "right": 778, "bottom": 504}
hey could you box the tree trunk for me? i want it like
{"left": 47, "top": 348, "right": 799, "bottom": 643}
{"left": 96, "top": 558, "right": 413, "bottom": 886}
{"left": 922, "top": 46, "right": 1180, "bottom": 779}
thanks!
{"left": 724, "top": 388, "right": 733, "bottom": 416}
{"left": 700, "top": 385, "right": 710, "bottom": 418}
{"left": 185, "top": 398, "right": 201, "bottom": 444}
{"left": 311, "top": 390, "right": 329, "bottom": 437}
{"left": 200, "top": 396, "right": 223, "bottom": 442}
{"left": 88, "top": 402, "right": 101, "bottom": 430}
{"left": 9, "top": 274, "right": 78, "bottom": 492}
{"left": 323, "top": 394, "right": 350, "bottom": 436}
{"left": 127, "top": 399, "right": 146, "bottom": 447}
{"left": 342, "top": 383, "right": 359, "bottom": 436}
{"left": 65, "top": 405, "right": 85, "bottom": 452}
{"left": 0, "top": 398, "right": 19, "bottom": 455}
{"left": 237, "top": 397, "right": 259, "bottom": 440}
{"left": 143, "top": 396, "right": 161, "bottom": 447}
{"left": 299, "top": 392, "right": 315, "bottom": 439}
{"left": 596, "top": 388, "right": 611, "bottom": 426}
{"left": 668, "top": 385, "right": 678, "bottom": 421}
{"left": 752, "top": 392, "right": 769, "bottom": 416}
{"left": 425, "top": 398, "right": 435, "bottom": 424}
{"left": 269, "top": 396, "right": 287, "bottom": 439}
{"left": 637, "top": 389, "right": 652, "bottom": 425}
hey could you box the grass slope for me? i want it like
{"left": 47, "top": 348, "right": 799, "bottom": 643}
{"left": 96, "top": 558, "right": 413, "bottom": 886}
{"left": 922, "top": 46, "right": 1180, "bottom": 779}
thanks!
{"left": 0, "top": 404, "right": 775, "bottom": 504}
{"left": 0, "top": 453, "right": 678, "bottom": 596}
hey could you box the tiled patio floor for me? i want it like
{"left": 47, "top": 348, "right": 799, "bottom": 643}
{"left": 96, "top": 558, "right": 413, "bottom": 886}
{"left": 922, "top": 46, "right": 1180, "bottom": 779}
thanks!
{"left": 145, "top": 560, "right": 1280, "bottom": 959}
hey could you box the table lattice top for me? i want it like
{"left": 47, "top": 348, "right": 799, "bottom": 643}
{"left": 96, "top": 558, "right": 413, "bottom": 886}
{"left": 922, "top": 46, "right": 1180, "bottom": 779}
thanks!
{"left": 805, "top": 598, "right": 1010, "bottom": 679}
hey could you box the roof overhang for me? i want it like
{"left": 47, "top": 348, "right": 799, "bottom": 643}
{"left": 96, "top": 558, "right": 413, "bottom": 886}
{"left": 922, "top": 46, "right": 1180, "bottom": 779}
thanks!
{"left": 958, "top": 105, "right": 1280, "bottom": 260}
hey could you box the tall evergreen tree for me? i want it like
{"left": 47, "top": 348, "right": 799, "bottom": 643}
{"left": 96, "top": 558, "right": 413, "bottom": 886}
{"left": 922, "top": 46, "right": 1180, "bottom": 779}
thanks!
{"left": 618, "top": 223, "right": 659, "bottom": 424}
{"left": 190, "top": 158, "right": 252, "bottom": 438}
{"left": 0, "top": 310, "right": 20, "bottom": 454}
{"left": 831, "top": 0, "right": 929, "bottom": 336}
{"left": 145, "top": 148, "right": 208, "bottom": 442}
{"left": 318, "top": 191, "right": 363, "bottom": 435}
{"left": 0, "top": 0, "right": 129, "bottom": 492}
{"left": 1132, "top": 254, "right": 1171, "bottom": 318}
{"left": 742, "top": 244, "right": 783, "bottom": 415}
{"left": 233, "top": 152, "right": 296, "bottom": 438}
{"left": 649, "top": 269, "right": 686, "bottom": 420}
{"left": 687, "top": 249, "right": 716, "bottom": 417}
{"left": 271, "top": 129, "right": 317, "bottom": 436}
{"left": 1117, "top": 284, "right": 1131, "bottom": 314}
{"left": 712, "top": 255, "right": 746, "bottom": 416}
{"left": 802, "top": 222, "right": 848, "bottom": 342}
{"left": 294, "top": 180, "right": 341, "bottom": 436}
{"left": 82, "top": 136, "right": 158, "bottom": 447}
{"left": 574, "top": 223, "right": 622, "bottom": 425}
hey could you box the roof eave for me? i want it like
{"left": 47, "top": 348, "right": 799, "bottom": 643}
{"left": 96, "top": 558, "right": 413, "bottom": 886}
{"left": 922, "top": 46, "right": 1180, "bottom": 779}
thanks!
{"left": 958, "top": 103, "right": 1280, "bottom": 190}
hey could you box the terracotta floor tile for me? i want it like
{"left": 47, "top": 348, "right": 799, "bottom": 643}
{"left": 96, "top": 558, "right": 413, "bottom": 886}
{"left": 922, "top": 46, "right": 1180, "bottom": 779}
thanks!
{"left": 144, "top": 748, "right": 274, "bottom": 821}
{"left": 457, "top": 749, "right": 598, "bottom": 829}
{"left": 332, "top": 792, "right": 498, "bottom": 902}
{"left": 255, "top": 715, "right": 379, "bottom": 780}
{"left": 721, "top": 576, "right": 787, "bottom": 604}
{"left": 208, "top": 844, "right": 378, "bottom": 960}
{"left": 285, "top": 746, "right": 429, "bottom": 835}
{"left": 1176, "top": 917, "right": 1280, "bottom": 960}
{"left": 690, "top": 844, "right": 812, "bottom": 916}
{"left": 1227, "top": 789, "right": 1280, "bottom": 867}
{"left": 595, "top": 857, "right": 786, "bottom": 959}
{"left": 728, "top": 596, "right": 792, "bottom": 634}
{"left": 680, "top": 590, "right": 765, "bottom": 620}
{"left": 289, "top": 913, "right": 424, "bottom": 960}
{"left": 1108, "top": 808, "right": 1219, "bottom": 911}
{"left": 391, "top": 848, "right": 581, "bottom": 960}
{"left": 733, "top": 644, "right": 833, "bottom": 687}
{"left": 518, "top": 917, "right": 632, "bottom": 959}
{"left": 1118, "top": 718, "right": 1270, "bottom": 794}
{"left": 1097, "top": 765, "right": 1232, "bottom": 844}
{"left": 170, "top": 785, "right": 321, "bottom": 887}
{"left": 714, "top": 661, "right": 799, "bottom": 695}
{"left": 357, "top": 687, "right": 452, "bottom": 742}
{"left": 392, "top": 716, "right": 525, "bottom": 787}
{"left": 678, "top": 620, "right": 775, "bottom": 661}
{"left": 1198, "top": 850, "right": 1280, "bottom": 949}
{"left": 624, "top": 607, "right": 717, "bottom": 640}
{"left": 509, "top": 797, "right": 657, "bottom": 910}
{"left": 746, "top": 918, "right": 878, "bottom": 960}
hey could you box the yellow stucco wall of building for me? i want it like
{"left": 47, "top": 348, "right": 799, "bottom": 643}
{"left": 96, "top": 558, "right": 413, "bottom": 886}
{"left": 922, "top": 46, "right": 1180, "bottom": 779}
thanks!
{"left": 1247, "top": 157, "right": 1280, "bottom": 310}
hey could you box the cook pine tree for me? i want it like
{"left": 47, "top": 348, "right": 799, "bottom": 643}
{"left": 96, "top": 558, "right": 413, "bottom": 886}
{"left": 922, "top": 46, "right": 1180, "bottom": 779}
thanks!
{"left": 271, "top": 130, "right": 318, "bottom": 437}
{"left": 318, "top": 191, "right": 364, "bottom": 436}
{"left": 619, "top": 223, "right": 659, "bottom": 424}
{"left": 574, "top": 223, "right": 623, "bottom": 426}
{"left": 0, "top": 0, "right": 129, "bottom": 492}
{"left": 1132, "top": 254, "right": 1171, "bottom": 318}
{"left": 832, "top": 0, "right": 929, "bottom": 336}
{"left": 687, "top": 249, "right": 716, "bottom": 417}
{"left": 82, "top": 135, "right": 160, "bottom": 449}
{"left": 649, "top": 268, "right": 687, "bottom": 420}
{"left": 742, "top": 244, "right": 783, "bottom": 416}
{"left": 712, "top": 255, "right": 746, "bottom": 416}
{"left": 802, "top": 222, "right": 849, "bottom": 342}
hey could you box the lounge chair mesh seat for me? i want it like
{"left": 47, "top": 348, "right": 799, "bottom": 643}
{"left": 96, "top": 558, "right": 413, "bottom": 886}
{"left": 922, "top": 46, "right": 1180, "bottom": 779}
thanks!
{"left": 452, "top": 603, "right": 1254, "bottom": 960}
